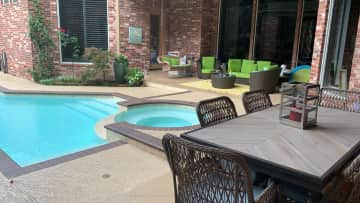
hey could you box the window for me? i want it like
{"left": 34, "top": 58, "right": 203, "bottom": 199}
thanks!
{"left": 58, "top": 0, "right": 108, "bottom": 62}
{"left": 2, "top": 0, "right": 10, "bottom": 4}
{"left": 12, "top": 0, "right": 18, "bottom": 4}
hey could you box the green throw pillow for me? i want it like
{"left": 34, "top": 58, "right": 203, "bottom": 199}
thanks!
{"left": 202, "top": 57, "right": 215, "bottom": 70}
{"left": 242, "top": 60, "right": 257, "bottom": 74}
{"left": 257, "top": 61, "right": 272, "bottom": 71}
{"left": 228, "top": 59, "right": 242, "bottom": 72}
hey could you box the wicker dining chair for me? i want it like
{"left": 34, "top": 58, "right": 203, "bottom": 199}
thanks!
{"left": 162, "top": 134, "right": 278, "bottom": 203}
{"left": 320, "top": 88, "right": 360, "bottom": 113}
{"left": 242, "top": 90, "right": 273, "bottom": 114}
{"left": 196, "top": 96, "right": 238, "bottom": 127}
{"left": 321, "top": 155, "right": 360, "bottom": 203}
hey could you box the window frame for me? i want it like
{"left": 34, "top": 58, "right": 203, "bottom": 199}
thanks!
{"left": 56, "top": 0, "right": 110, "bottom": 64}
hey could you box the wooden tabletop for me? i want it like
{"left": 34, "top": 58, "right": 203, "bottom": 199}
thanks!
{"left": 182, "top": 107, "right": 360, "bottom": 192}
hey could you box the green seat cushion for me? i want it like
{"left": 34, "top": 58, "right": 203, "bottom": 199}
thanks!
{"left": 162, "top": 56, "right": 172, "bottom": 64}
{"left": 242, "top": 60, "right": 257, "bottom": 74}
{"left": 257, "top": 61, "right": 272, "bottom": 71}
{"left": 228, "top": 59, "right": 242, "bottom": 72}
{"left": 231, "top": 72, "right": 250, "bottom": 79}
{"left": 170, "top": 64, "right": 192, "bottom": 69}
{"left": 169, "top": 58, "right": 180, "bottom": 66}
{"left": 202, "top": 57, "right": 215, "bottom": 70}
{"left": 201, "top": 69, "right": 214, "bottom": 74}
{"left": 292, "top": 69, "right": 310, "bottom": 83}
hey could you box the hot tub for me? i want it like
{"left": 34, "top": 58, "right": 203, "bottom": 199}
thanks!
{"left": 115, "top": 104, "right": 199, "bottom": 128}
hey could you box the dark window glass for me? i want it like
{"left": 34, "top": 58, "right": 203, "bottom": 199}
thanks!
{"left": 298, "top": 0, "right": 319, "bottom": 66}
{"left": 255, "top": 0, "right": 298, "bottom": 66}
{"left": 218, "top": 0, "right": 253, "bottom": 62}
{"left": 59, "top": 0, "right": 108, "bottom": 62}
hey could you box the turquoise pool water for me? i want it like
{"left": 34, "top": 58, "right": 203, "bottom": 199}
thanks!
{"left": 115, "top": 104, "right": 199, "bottom": 128}
{"left": 0, "top": 93, "right": 122, "bottom": 167}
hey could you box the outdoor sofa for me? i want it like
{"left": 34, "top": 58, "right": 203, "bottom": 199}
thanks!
{"left": 228, "top": 59, "right": 281, "bottom": 93}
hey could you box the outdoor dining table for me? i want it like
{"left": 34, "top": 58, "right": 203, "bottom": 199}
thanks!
{"left": 181, "top": 106, "right": 360, "bottom": 202}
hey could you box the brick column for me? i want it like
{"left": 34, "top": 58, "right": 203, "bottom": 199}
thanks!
{"left": 349, "top": 18, "right": 360, "bottom": 90}
{"left": 310, "top": 0, "right": 330, "bottom": 84}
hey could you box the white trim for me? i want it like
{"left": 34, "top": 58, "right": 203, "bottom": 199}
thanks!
{"left": 319, "top": 0, "right": 335, "bottom": 87}
{"left": 215, "top": 0, "right": 222, "bottom": 58}
{"left": 56, "top": 0, "right": 110, "bottom": 64}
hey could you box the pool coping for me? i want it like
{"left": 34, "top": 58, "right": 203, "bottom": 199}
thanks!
{"left": 0, "top": 140, "right": 126, "bottom": 179}
{"left": 0, "top": 84, "right": 195, "bottom": 178}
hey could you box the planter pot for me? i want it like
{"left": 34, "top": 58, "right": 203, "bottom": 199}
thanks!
{"left": 113, "top": 62, "right": 128, "bottom": 83}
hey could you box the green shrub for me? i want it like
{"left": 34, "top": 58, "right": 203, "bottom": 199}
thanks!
{"left": 39, "top": 78, "right": 55, "bottom": 85}
{"left": 82, "top": 48, "right": 112, "bottom": 82}
{"left": 114, "top": 54, "right": 128, "bottom": 65}
{"left": 126, "top": 68, "right": 144, "bottom": 87}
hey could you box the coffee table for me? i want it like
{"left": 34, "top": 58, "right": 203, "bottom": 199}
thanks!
{"left": 211, "top": 73, "right": 235, "bottom": 89}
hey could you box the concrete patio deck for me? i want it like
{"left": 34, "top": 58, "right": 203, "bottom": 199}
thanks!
{"left": 0, "top": 72, "right": 280, "bottom": 202}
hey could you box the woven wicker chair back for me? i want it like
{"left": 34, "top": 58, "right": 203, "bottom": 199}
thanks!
{"left": 320, "top": 88, "right": 360, "bottom": 113}
{"left": 242, "top": 90, "right": 272, "bottom": 114}
{"left": 196, "top": 96, "right": 238, "bottom": 127}
{"left": 162, "top": 134, "right": 255, "bottom": 203}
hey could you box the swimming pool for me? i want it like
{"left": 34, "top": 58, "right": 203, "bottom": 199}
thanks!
{"left": 115, "top": 104, "right": 199, "bottom": 128}
{"left": 0, "top": 93, "right": 122, "bottom": 167}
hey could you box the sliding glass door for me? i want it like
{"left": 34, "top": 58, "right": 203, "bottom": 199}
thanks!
{"left": 217, "top": 0, "right": 319, "bottom": 68}
{"left": 254, "top": 0, "right": 298, "bottom": 66}
{"left": 218, "top": 0, "right": 253, "bottom": 62}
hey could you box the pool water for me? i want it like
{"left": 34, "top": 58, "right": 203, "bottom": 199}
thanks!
{"left": 115, "top": 104, "right": 199, "bottom": 128}
{"left": 0, "top": 93, "right": 122, "bottom": 167}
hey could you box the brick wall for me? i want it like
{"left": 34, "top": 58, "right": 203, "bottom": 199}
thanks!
{"left": 166, "top": 0, "right": 202, "bottom": 60}
{"left": 200, "top": 0, "right": 220, "bottom": 56}
{"left": 349, "top": 18, "right": 360, "bottom": 90}
{"left": 0, "top": 1, "right": 33, "bottom": 79}
{"left": 119, "top": 0, "right": 161, "bottom": 70}
{"left": 310, "top": 0, "right": 330, "bottom": 84}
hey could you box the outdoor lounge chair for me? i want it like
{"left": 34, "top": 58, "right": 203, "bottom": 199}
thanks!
{"left": 242, "top": 90, "right": 272, "bottom": 114}
{"left": 320, "top": 88, "right": 360, "bottom": 113}
{"left": 197, "top": 56, "right": 216, "bottom": 79}
{"left": 196, "top": 96, "right": 237, "bottom": 127}
{"left": 162, "top": 134, "right": 278, "bottom": 203}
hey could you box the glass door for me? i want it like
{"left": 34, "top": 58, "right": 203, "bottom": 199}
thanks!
{"left": 254, "top": 0, "right": 298, "bottom": 67}
{"left": 218, "top": 0, "right": 253, "bottom": 62}
{"left": 321, "top": 0, "right": 351, "bottom": 88}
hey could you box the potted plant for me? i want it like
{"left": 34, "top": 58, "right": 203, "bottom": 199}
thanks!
{"left": 113, "top": 54, "right": 129, "bottom": 84}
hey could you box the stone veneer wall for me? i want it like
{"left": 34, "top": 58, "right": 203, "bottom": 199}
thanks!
{"left": 200, "top": 0, "right": 220, "bottom": 56}
{"left": 349, "top": 18, "right": 360, "bottom": 90}
{"left": 310, "top": 0, "right": 330, "bottom": 84}
{"left": 0, "top": 1, "right": 33, "bottom": 80}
